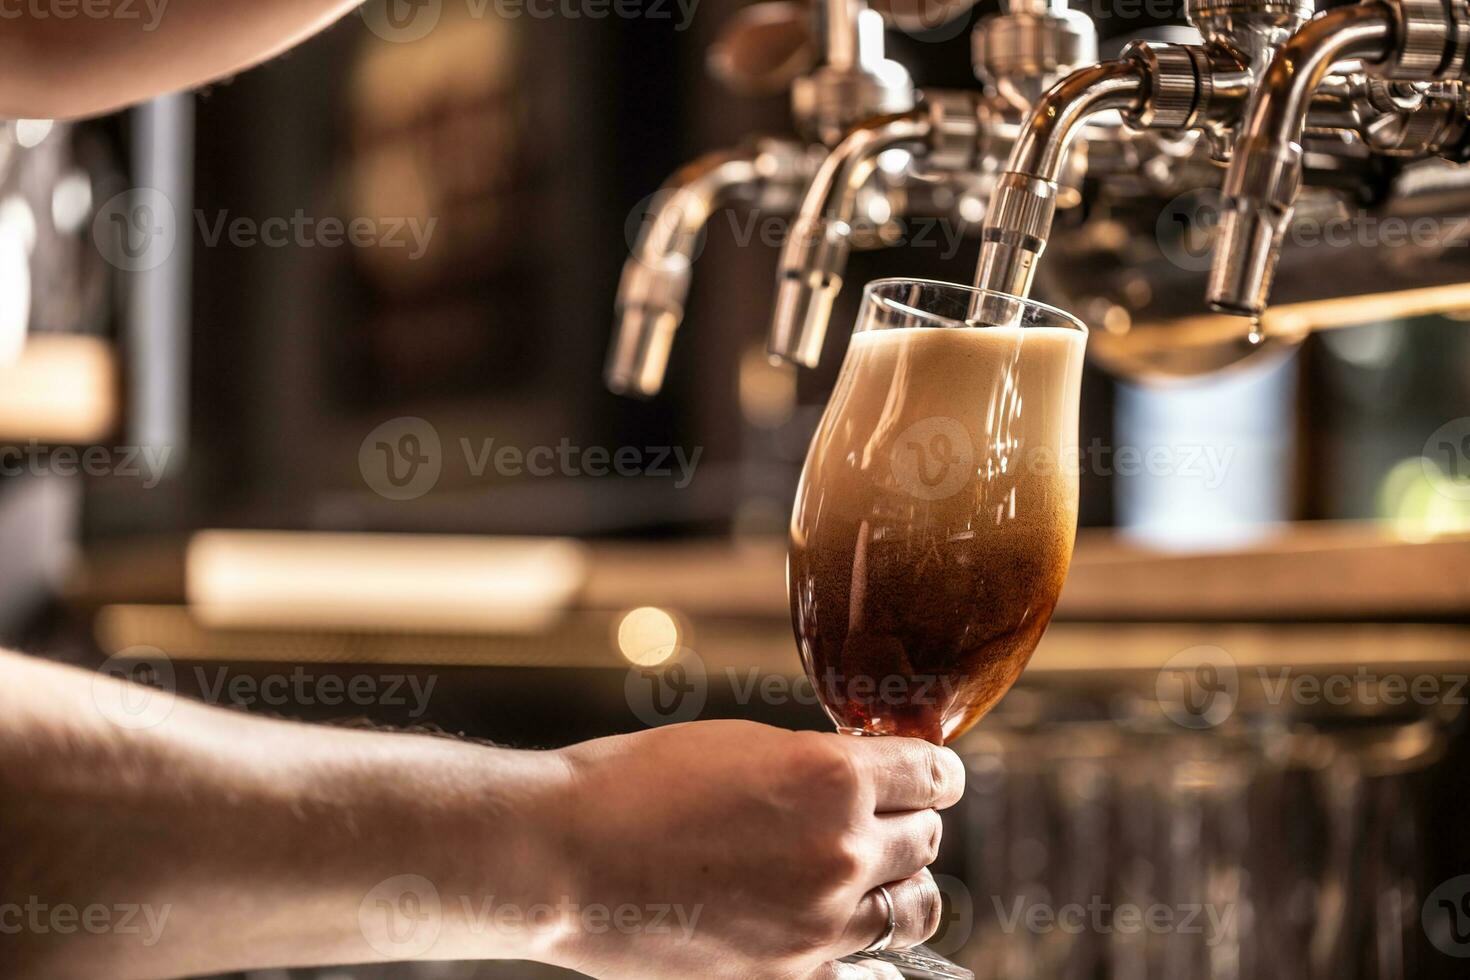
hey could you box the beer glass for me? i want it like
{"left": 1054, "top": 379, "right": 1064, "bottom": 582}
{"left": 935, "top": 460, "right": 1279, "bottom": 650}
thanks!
{"left": 788, "top": 279, "right": 1087, "bottom": 978}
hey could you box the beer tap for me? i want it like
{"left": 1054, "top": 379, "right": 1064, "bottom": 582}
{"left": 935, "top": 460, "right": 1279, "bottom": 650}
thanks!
{"left": 607, "top": 140, "right": 819, "bottom": 397}
{"left": 768, "top": 0, "right": 1099, "bottom": 367}
{"left": 1207, "top": 0, "right": 1470, "bottom": 319}
{"left": 606, "top": 0, "right": 914, "bottom": 397}
{"left": 968, "top": 0, "right": 1470, "bottom": 307}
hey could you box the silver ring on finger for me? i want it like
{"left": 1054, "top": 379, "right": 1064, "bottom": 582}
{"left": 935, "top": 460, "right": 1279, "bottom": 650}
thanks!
{"left": 862, "top": 885, "right": 897, "bottom": 954}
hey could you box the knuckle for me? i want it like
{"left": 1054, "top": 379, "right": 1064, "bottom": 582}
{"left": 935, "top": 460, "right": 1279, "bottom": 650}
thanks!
{"left": 928, "top": 747, "right": 950, "bottom": 805}
{"left": 916, "top": 874, "right": 944, "bottom": 941}
{"left": 922, "top": 811, "right": 944, "bottom": 865}
{"left": 822, "top": 832, "right": 867, "bottom": 884}
{"left": 793, "top": 733, "right": 863, "bottom": 807}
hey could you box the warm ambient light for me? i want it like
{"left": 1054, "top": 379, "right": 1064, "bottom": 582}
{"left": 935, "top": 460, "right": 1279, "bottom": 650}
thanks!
{"left": 187, "top": 531, "right": 588, "bottom": 634}
{"left": 616, "top": 607, "right": 681, "bottom": 666}
{"left": 0, "top": 334, "right": 118, "bottom": 442}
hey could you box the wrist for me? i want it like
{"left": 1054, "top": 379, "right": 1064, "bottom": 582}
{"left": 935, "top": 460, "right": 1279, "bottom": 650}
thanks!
{"left": 315, "top": 728, "right": 585, "bottom": 966}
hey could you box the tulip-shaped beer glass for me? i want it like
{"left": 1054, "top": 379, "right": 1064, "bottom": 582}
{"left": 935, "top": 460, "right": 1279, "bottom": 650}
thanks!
{"left": 789, "top": 279, "right": 1087, "bottom": 978}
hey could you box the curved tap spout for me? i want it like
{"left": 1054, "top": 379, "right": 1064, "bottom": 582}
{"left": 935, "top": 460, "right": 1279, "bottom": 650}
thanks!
{"left": 608, "top": 141, "right": 810, "bottom": 397}
{"left": 767, "top": 107, "right": 932, "bottom": 367}
{"left": 972, "top": 60, "right": 1145, "bottom": 300}
{"left": 1206, "top": 3, "right": 1395, "bottom": 317}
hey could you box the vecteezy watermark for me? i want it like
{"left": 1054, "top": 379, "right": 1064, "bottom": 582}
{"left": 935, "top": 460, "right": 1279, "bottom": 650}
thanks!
{"left": 989, "top": 895, "right": 1238, "bottom": 947}
{"left": 1423, "top": 417, "right": 1470, "bottom": 502}
{"left": 1155, "top": 646, "right": 1239, "bottom": 730}
{"left": 359, "top": 0, "right": 699, "bottom": 43}
{"left": 623, "top": 194, "right": 973, "bottom": 269}
{"left": 360, "top": 417, "right": 444, "bottom": 502}
{"left": 193, "top": 666, "right": 438, "bottom": 719}
{"left": 890, "top": 417, "right": 975, "bottom": 502}
{"left": 883, "top": 418, "right": 1237, "bottom": 503}
{"left": 359, "top": 416, "right": 703, "bottom": 502}
{"left": 358, "top": 874, "right": 703, "bottom": 959}
{"left": 1424, "top": 875, "right": 1470, "bottom": 958}
{"left": 91, "top": 648, "right": 440, "bottom": 730}
{"left": 195, "top": 210, "right": 436, "bottom": 260}
{"left": 623, "top": 647, "right": 964, "bottom": 729}
{"left": 625, "top": 647, "right": 709, "bottom": 727}
{"left": 0, "top": 441, "right": 173, "bottom": 487}
{"left": 92, "top": 186, "right": 437, "bottom": 272}
{"left": 0, "top": 0, "right": 168, "bottom": 32}
{"left": 1155, "top": 646, "right": 1468, "bottom": 729}
{"left": 92, "top": 647, "right": 178, "bottom": 731}
{"left": 0, "top": 898, "right": 171, "bottom": 946}
{"left": 1254, "top": 666, "right": 1467, "bottom": 710}
{"left": 1157, "top": 187, "right": 1470, "bottom": 272}
{"left": 93, "top": 187, "right": 177, "bottom": 272}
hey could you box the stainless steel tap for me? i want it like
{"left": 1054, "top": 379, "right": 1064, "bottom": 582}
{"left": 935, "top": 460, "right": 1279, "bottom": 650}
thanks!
{"left": 606, "top": 0, "right": 913, "bottom": 397}
{"left": 768, "top": 0, "right": 1100, "bottom": 367}
{"left": 1208, "top": 0, "right": 1470, "bottom": 318}
{"left": 607, "top": 140, "right": 818, "bottom": 397}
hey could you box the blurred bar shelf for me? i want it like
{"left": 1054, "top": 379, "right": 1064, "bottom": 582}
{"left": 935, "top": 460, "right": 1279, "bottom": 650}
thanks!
{"left": 78, "top": 523, "right": 1470, "bottom": 678}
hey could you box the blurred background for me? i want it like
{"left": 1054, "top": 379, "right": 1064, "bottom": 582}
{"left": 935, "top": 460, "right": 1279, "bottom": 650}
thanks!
{"left": 3, "top": 0, "right": 1470, "bottom": 976}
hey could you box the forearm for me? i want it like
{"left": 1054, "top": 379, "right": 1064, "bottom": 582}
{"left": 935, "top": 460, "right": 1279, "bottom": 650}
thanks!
{"left": 0, "top": 0, "right": 362, "bottom": 119}
{"left": 0, "top": 650, "right": 578, "bottom": 979}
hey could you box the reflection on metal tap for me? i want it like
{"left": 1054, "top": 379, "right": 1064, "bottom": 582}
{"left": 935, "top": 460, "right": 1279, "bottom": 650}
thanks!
{"left": 638, "top": 0, "right": 1470, "bottom": 393}
{"left": 973, "top": 59, "right": 1146, "bottom": 300}
{"left": 607, "top": 140, "right": 816, "bottom": 397}
{"left": 768, "top": 106, "right": 935, "bottom": 367}
{"left": 769, "top": 0, "right": 1101, "bottom": 367}
{"left": 1209, "top": 0, "right": 1470, "bottom": 318}
{"left": 607, "top": 0, "right": 914, "bottom": 398}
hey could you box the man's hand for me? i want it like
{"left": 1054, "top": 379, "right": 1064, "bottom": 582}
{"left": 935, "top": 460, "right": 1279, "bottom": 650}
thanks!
{"left": 539, "top": 720, "right": 966, "bottom": 979}
{"left": 0, "top": 652, "right": 964, "bottom": 979}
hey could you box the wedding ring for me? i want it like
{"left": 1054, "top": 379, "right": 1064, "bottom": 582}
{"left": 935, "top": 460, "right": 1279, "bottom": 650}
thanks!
{"left": 862, "top": 885, "right": 898, "bottom": 954}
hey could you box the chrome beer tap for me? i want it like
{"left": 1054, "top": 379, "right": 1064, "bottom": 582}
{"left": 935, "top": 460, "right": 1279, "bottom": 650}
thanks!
{"left": 971, "top": 0, "right": 1333, "bottom": 301}
{"left": 972, "top": 0, "right": 1470, "bottom": 321}
{"left": 1208, "top": 0, "right": 1470, "bottom": 318}
{"left": 767, "top": 0, "right": 1100, "bottom": 367}
{"left": 606, "top": 0, "right": 914, "bottom": 397}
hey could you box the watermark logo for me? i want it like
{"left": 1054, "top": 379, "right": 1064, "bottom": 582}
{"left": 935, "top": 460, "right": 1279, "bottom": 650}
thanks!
{"left": 1156, "top": 645, "right": 1238, "bottom": 730}
{"left": 1157, "top": 189, "right": 1220, "bottom": 273}
{"left": 0, "top": 0, "right": 169, "bottom": 32}
{"left": 1424, "top": 417, "right": 1470, "bottom": 502}
{"left": 890, "top": 416, "right": 974, "bottom": 501}
{"left": 0, "top": 441, "right": 173, "bottom": 487}
{"left": 360, "top": 0, "right": 443, "bottom": 42}
{"left": 194, "top": 666, "right": 438, "bottom": 718}
{"left": 360, "top": 874, "right": 443, "bottom": 959}
{"left": 624, "top": 189, "right": 709, "bottom": 269}
{"left": 360, "top": 416, "right": 443, "bottom": 501}
{"left": 625, "top": 647, "right": 708, "bottom": 727}
{"left": 1424, "top": 875, "right": 1470, "bottom": 958}
{"left": 929, "top": 874, "right": 976, "bottom": 955}
{"left": 195, "top": 209, "right": 436, "bottom": 259}
{"left": 0, "top": 898, "right": 171, "bottom": 946}
{"left": 359, "top": 418, "right": 703, "bottom": 499}
{"left": 91, "top": 646, "right": 177, "bottom": 731}
{"left": 93, "top": 187, "right": 176, "bottom": 272}
{"left": 990, "top": 895, "right": 1236, "bottom": 946}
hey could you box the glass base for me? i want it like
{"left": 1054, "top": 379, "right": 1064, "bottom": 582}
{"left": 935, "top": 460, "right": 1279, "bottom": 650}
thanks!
{"left": 845, "top": 944, "right": 973, "bottom": 979}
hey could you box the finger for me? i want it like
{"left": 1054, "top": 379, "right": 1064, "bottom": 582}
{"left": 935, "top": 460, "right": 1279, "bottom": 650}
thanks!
{"left": 866, "top": 809, "right": 944, "bottom": 885}
{"left": 840, "top": 869, "right": 943, "bottom": 954}
{"left": 849, "top": 738, "right": 965, "bottom": 812}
